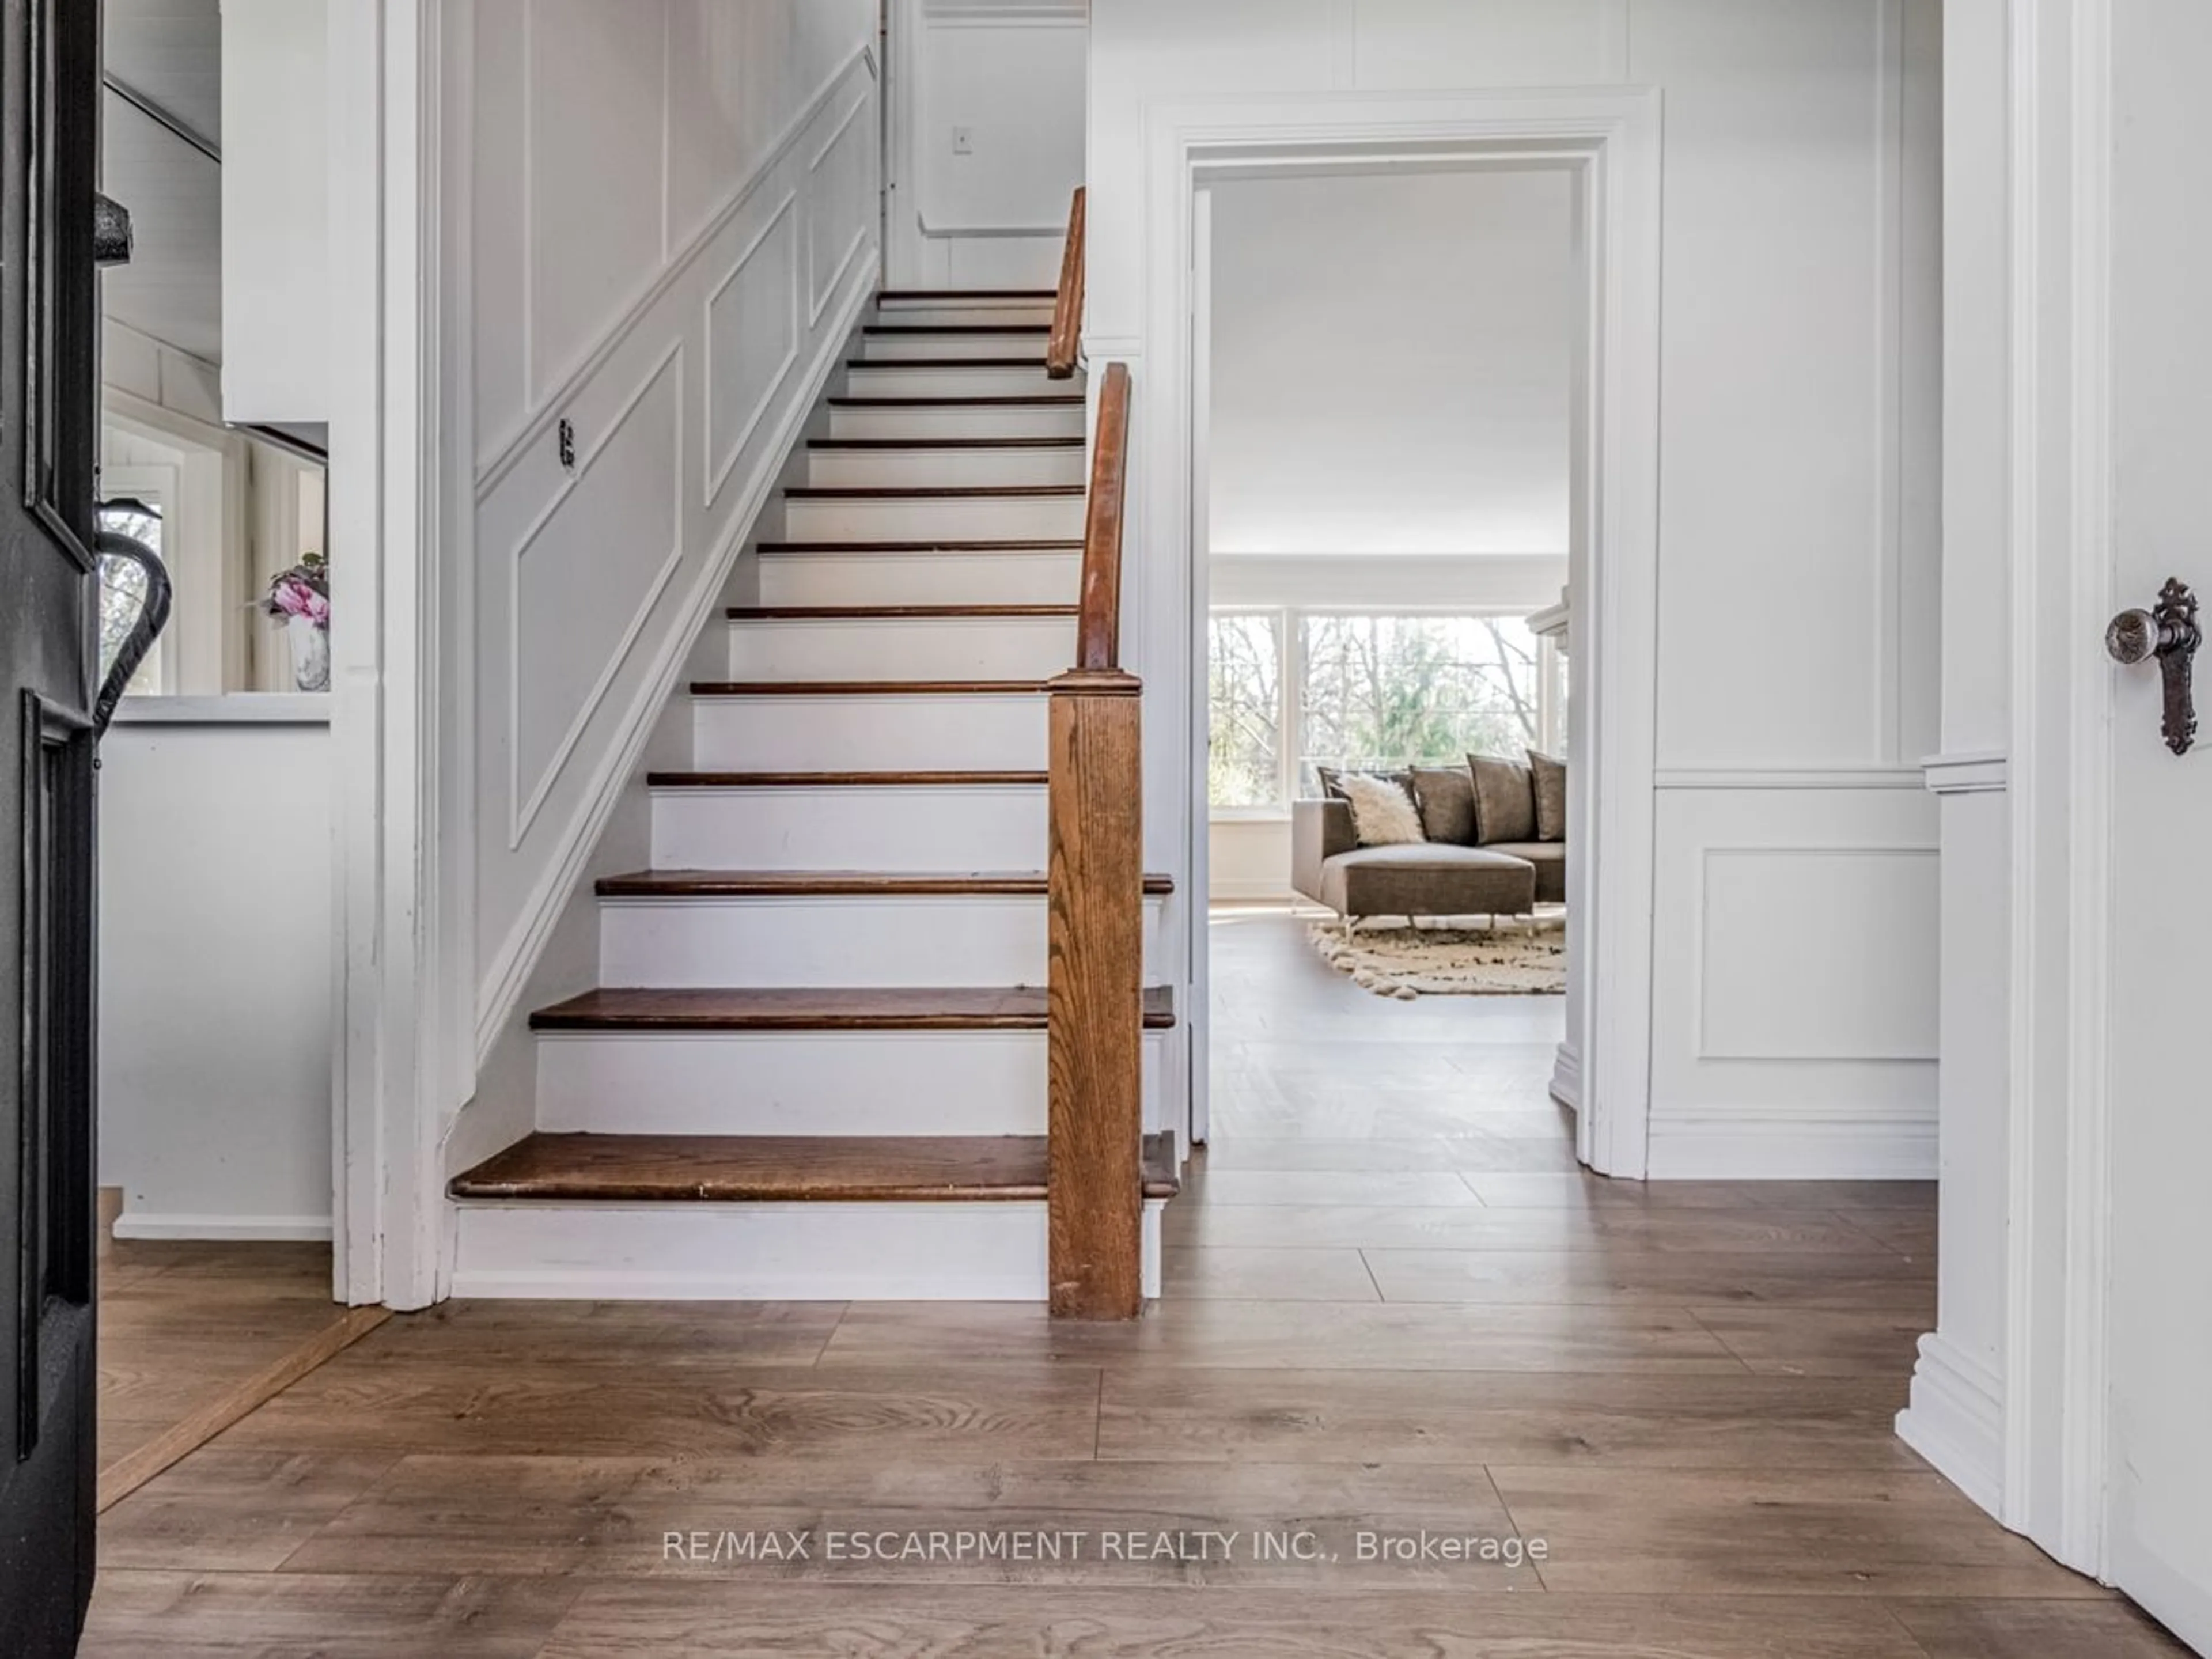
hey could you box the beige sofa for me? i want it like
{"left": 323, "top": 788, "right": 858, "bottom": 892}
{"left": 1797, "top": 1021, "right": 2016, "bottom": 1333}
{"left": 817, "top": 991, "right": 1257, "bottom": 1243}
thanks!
{"left": 1290, "top": 759, "right": 1565, "bottom": 925}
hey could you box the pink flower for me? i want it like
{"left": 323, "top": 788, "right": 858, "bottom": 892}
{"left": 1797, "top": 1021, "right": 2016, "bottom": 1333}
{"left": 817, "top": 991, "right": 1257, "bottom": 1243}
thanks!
{"left": 304, "top": 589, "right": 331, "bottom": 627}
{"left": 273, "top": 580, "right": 310, "bottom": 618}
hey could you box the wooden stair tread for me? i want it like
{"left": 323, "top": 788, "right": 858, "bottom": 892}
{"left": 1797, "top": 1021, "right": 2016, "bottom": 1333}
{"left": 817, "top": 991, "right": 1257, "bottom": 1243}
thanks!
{"left": 809, "top": 437, "right": 1084, "bottom": 450}
{"left": 784, "top": 484, "right": 1082, "bottom": 499}
{"left": 877, "top": 289, "right": 1054, "bottom": 301}
{"left": 827, "top": 395, "right": 1084, "bottom": 408}
{"left": 847, "top": 357, "right": 1048, "bottom": 370}
{"left": 597, "top": 869, "right": 1175, "bottom": 897}
{"left": 865, "top": 324, "right": 1050, "bottom": 336}
{"left": 450, "top": 1132, "right": 1181, "bottom": 1204}
{"left": 690, "top": 679, "right": 1050, "bottom": 697}
{"left": 756, "top": 539, "right": 1081, "bottom": 555}
{"left": 648, "top": 769, "right": 1045, "bottom": 787}
{"left": 726, "top": 604, "right": 1077, "bottom": 620}
{"left": 529, "top": 985, "right": 1177, "bottom": 1032}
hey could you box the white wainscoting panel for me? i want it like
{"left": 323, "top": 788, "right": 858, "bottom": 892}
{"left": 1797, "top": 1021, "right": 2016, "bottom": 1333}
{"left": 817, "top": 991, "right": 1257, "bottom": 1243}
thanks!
{"left": 467, "top": 16, "right": 881, "bottom": 1070}
{"left": 704, "top": 197, "right": 801, "bottom": 505}
{"left": 1698, "top": 847, "right": 1938, "bottom": 1063}
{"left": 510, "top": 349, "right": 685, "bottom": 835}
{"left": 1647, "top": 781, "right": 1940, "bottom": 1179}
{"left": 809, "top": 93, "right": 878, "bottom": 323}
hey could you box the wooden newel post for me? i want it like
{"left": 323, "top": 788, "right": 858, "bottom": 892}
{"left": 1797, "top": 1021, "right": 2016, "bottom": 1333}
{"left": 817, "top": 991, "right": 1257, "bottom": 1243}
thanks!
{"left": 1046, "top": 667, "right": 1144, "bottom": 1318}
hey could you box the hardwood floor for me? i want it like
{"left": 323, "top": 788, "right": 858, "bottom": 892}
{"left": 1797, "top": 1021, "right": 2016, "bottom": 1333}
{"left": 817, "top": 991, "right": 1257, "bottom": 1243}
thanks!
{"left": 82, "top": 909, "right": 2189, "bottom": 1656}
{"left": 96, "top": 1239, "right": 385, "bottom": 1512}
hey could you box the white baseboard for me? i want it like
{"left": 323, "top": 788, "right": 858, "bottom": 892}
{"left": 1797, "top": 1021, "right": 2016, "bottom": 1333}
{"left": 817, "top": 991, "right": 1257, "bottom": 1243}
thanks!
{"left": 112, "top": 1213, "right": 335, "bottom": 1242}
{"left": 1645, "top": 1110, "right": 1937, "bottom": 1180}
{"left": 1550, "top": 1041, "right": 1582, "bottom": 1111}
{"left": 1895, "top": 1331, "right": 2006, "bottom": 1520}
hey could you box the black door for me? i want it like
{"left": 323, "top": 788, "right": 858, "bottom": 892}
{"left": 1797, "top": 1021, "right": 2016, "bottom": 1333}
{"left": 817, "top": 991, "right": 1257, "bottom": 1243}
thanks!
{"left": 0, "top": 1, "right": 108, "bottom": 1652}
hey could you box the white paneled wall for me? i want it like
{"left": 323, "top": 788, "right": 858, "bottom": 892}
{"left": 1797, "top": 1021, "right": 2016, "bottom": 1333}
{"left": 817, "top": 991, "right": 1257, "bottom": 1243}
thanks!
{"left": 887, "top": 0, "right": 1088, "bottom": 289}
{"left": 464, "top": 0, "right": 880, "bottom": 1066}
{"left": 1095, "top": 0, "right": 1945, "bottom": 1177}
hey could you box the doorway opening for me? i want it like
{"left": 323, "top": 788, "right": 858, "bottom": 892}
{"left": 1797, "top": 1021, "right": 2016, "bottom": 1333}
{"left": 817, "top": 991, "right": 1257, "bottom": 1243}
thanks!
{"left": 1193, "top": 160, "right": 1587, "bottom": 1243}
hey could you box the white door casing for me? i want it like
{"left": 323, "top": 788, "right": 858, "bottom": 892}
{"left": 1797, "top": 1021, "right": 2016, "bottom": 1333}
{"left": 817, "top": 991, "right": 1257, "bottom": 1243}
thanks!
{"left": 1145, "top": 89, "right": 1664, "bottom": 1177}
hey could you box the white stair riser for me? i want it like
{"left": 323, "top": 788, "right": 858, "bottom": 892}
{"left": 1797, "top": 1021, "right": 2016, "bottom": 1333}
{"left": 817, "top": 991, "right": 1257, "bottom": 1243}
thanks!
{"left": 599, "top": 895, "right": 1165, "bottom": 988}
{"left": 452, "top": 1200, "right": 1165, "bottom": 1301}
{"left": 757, "top": 551, "right": 1080, "bottom": 607}
{"left": 726, "top": 616, "right": 1074, "bottom": 681}
{"left": 828, "top": 404, "right": 1084, "bottom": 442}
{"left": 650, "top": 785, "right": 1047, "bottom": 870}
{"left": 783, "top": 493, "right": 1084, "bottom": 543}
{"left": 876, "top": 301, "right": 1054, "bottom": 328}
{"left": 843, "top": 363, "right": 1065, "bottom": 399}
{"left": 862, "top": 332, "right": 1050, "bottom": 362}
{"left": 691, "top": 693, "right": 1047, "bottom": 771}
{"left": 536, "top": 1030, "right": 1168, "bottom": 1137}
{"left": 808, "top": 446, "right": 1085, "bottom": 488}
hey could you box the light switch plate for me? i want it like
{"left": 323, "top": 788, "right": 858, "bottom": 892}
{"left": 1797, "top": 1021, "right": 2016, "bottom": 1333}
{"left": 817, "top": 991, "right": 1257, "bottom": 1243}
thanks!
{"left": 951, "top": 126, "right": 974, "bottom": 156}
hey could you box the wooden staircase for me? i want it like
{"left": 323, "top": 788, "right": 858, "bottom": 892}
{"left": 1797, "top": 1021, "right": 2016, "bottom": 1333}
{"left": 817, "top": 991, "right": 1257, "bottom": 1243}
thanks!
{"left": 449, "top": 232, "right": 1173, "bottom": 1307}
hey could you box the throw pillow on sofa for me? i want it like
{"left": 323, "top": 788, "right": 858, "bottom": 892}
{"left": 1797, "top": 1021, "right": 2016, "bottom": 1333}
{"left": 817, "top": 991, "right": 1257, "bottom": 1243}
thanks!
{"left": 1467, "top": 752, "right": 1537, "bottom": 844}
{"left": 1527, "top": 749, "right": 1568, "bottom": 842}
{"left": 1335, "top": 771, "right": 1427, "bottom": 847}
{"left": 1407, "top": 764, "right": 1478, "bottom": 844}
{"left": 1316, "top": 764, "right": 1413, "bottom": 802}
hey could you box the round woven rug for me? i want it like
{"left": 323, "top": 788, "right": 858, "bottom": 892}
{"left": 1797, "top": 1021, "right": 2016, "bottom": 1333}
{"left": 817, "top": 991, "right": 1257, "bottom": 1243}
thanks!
{"left": 1308, "top": 916, "right": 1566, "bottom": 999}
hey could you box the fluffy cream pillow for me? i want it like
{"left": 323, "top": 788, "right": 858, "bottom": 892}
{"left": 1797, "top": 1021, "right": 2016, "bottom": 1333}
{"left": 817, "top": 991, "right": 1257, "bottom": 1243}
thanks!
{"left": 1336, "top": 771, "right": 1427, "bottom": 847}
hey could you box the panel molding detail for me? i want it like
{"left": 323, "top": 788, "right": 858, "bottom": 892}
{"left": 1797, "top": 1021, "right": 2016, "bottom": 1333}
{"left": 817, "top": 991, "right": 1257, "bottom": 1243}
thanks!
{"left": 478, "top": 46, "right": 877, "bottom": 493}
{"left": 1656, "top": 767, "right": 1926, "bottom": 791}
{"left": 469, "top": 28, "right": 882, "bottom": 1070}
{"left": 1695, "top": 844, "right": 1940, "bottom": 1063}
{"left": 506, "top": 344, "right": 687, "bottom": 847}
{"left": 807, "top": 93, "right": 876, "bottom": 325}
{"left": 1923, "top": 749, "right": 2009, "bottom": 794}
{"left": 703, "top": 194, "right": 800, "bottom": 509}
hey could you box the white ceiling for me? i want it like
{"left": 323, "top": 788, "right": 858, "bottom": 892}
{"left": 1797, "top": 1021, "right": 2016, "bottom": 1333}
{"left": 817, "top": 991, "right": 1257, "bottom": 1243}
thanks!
{"left": 101, "top": 0, "right": 224, "bottom": 365}
{"left": 1208, "top": 166, "right": 1574, "bottom": 558}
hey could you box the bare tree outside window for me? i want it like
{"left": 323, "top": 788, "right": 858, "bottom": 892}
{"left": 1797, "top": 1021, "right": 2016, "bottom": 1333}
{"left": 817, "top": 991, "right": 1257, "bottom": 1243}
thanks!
{"left": 1299, "top": 614, "right": 1543, "bottom": 790}
{"left": 1208, "top": 611, "right": 1283, "bottom": 806}
{"left": 1207, "top": 610, "right": 1563, "bottom": 809}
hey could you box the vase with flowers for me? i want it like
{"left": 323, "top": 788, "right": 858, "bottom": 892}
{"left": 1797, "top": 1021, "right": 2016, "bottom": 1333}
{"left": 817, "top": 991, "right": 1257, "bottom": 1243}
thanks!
{"left": 263, "top": 554, "right": 331, "bottom": 692}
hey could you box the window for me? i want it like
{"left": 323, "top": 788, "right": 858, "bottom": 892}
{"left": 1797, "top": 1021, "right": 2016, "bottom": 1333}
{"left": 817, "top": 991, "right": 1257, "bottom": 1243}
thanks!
{"left": 1208, "top": 611, "right": 1283, "bottom": 807}
{"left": 1207, "top": 609, "right": 1569, "bottom": 813}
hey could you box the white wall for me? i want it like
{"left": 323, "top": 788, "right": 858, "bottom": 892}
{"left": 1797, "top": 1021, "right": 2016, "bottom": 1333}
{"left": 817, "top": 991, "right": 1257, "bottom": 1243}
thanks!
{"left": 1094, "top": 0, "right": 1945, "bottom": 1177}
{"left": 888, "top": 0, "right": 1087, "bottom": 289}
{"left": 1210, "top": 168, "right": 1574, "bottom": 557}
{"left": 98, "top": 706, "right": 335, "bottom": 1238}
{"left": 221, "top": 0, "right": 329, "bottom": 422}
{"left": 456, "top": 1, "right": 881, "bottom": 1157}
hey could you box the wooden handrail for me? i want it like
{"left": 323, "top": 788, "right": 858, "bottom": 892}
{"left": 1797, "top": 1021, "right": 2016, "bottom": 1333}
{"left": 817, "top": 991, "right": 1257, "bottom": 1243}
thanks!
{"left": 1046, "top": 187, "right": 1085, "bottom": 380}
{"left": 1074, "top": 362, "right": 1130, "bottom": 670}
{"left": 1046, "top": 357, "right": 1143, "bottom": 1319}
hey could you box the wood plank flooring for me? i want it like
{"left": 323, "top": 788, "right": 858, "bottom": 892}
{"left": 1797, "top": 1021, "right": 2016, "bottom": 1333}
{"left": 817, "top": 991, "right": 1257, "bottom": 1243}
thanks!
{"left": 96, "top": 1239, "right": 382, "bottom": 1512}
{"left": 83, "top": 908, "right": 2190, "bottom": 1656}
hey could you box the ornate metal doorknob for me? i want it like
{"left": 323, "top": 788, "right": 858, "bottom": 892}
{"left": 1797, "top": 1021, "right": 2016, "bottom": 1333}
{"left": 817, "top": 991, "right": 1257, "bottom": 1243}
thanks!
{"left": 2107, "top": 578, "right": 2200, "bottom": 756}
